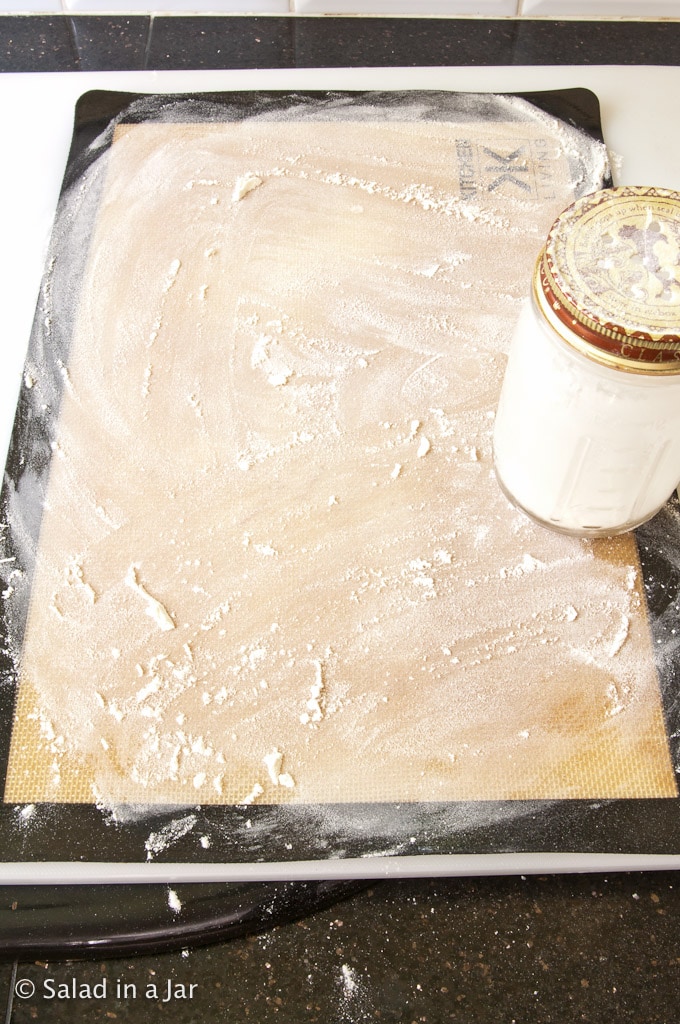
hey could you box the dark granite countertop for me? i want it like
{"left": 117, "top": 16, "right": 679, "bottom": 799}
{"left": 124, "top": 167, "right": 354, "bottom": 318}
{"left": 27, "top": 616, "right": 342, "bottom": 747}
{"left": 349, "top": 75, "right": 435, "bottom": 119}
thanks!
{"left": 0, "top": 14, "right": 679, "bottom": 73}
{"left": 3, "top": 871, "right": 680, "bottom": 1022}
{"left": 1, "top": 14, "right": 680, "bottom": 1024}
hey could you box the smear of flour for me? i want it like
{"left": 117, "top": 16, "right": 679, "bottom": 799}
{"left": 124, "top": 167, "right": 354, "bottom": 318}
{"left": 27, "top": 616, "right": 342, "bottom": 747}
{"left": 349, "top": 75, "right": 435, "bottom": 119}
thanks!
{"left": 144, "top": 814, "right": 198, "bottom": 860}
{"left": 232, "top": 173, "right": 263, "bottom": 202}
{"left": 125, "top": 564, "right": 175, "bottom": 632}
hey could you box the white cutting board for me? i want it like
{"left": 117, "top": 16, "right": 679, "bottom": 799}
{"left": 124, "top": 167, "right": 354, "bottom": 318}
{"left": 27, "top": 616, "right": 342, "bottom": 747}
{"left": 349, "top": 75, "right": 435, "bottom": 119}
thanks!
{"left": 2, "top": 64, "right": 680, "bottom": 882}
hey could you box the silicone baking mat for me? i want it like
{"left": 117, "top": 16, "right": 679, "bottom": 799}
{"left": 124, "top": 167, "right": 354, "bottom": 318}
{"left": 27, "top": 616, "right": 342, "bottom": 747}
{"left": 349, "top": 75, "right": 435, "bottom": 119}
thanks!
{"left": 1, "top": 88, "right": 679, "bottom": 875}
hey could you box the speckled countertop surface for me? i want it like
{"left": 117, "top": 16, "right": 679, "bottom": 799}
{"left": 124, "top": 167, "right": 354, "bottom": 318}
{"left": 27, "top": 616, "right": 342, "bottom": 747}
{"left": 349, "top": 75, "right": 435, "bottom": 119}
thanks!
{"left": 1, "top": 15, "right": 680, "bottom": 72}
{"left": 3, "top": 872, "right": 680, "bottom": 1022}
{"left": 2, "top": 14, "right": 680, "bottom": 1023}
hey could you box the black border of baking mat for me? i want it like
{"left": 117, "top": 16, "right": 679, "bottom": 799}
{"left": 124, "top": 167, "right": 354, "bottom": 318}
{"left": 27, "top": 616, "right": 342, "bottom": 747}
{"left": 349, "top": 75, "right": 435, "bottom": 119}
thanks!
{"left": 5, "top": 87, "right": 679, "bottom": 872}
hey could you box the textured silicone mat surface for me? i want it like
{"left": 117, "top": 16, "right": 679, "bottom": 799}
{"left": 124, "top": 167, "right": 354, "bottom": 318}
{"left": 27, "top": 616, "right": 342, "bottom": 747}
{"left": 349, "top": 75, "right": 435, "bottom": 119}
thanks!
{"left": 1, "top": 89, "right": 679, "bottom": 869}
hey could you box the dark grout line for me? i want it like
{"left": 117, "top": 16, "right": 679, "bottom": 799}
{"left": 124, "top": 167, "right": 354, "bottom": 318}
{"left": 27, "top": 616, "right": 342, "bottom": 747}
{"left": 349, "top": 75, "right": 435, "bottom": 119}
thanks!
{"left": 64, "top": 15, "right": 82, "bottom": 71}
{"left": 142, "top": 13, "right": 155, "bottom": 72}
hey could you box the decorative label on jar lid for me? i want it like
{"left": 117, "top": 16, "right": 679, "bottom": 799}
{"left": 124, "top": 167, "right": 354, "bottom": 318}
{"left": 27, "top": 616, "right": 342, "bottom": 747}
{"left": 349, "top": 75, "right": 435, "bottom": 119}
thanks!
{"left": 538, "top": 185, "right": 680, "bottom": 371}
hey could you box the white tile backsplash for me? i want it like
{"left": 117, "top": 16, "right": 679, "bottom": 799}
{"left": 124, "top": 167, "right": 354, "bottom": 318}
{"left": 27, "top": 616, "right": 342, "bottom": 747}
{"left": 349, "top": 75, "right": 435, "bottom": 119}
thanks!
{"left": 60, "top": 0, "right": 289, "bottom": 8}
{"left": 295, "top": 0, "right": 518, "bottom": 10}
{"left": 0, "top": 1, "right": 677, "bottom": 22}
{"left": 0, "top": 0, "right": 61, "bottom": 9}
{"left": 520, "top": 0, "right": 680, "bottom": 12}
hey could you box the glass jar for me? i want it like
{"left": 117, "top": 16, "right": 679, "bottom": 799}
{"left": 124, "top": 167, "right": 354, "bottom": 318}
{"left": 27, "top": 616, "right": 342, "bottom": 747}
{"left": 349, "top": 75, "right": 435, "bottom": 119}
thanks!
{"left": 493, "top": 186, "right": 680, "bottom": 537}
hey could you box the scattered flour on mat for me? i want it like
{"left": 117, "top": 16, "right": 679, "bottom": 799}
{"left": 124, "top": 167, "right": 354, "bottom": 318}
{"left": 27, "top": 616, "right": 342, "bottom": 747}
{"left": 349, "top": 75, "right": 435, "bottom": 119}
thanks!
{"left": 3, "top": 93, "right": 668, "bottom": 819}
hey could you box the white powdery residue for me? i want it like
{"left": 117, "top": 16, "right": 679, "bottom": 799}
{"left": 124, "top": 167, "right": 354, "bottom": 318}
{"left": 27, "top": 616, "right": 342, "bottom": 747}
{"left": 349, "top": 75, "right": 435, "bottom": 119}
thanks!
{"left": 190, "top": 734, "right": 212, "bottom": 757}
{"left": 248, "top": 647, "right": 267, "bottom": 670}
{"left": 148, "top": 314, "right": 162, "bottom": 347}
{"left": 341, "top": 964, "right": 358, "bottom": 997}
{"left": 57, "top": 359, "right": 77, "bottom": 399}
{"left": 50, "top": 440, "right": 66, "bottom": 462}
{"left": 268, "top": 370, "right": 292, "bottom": 388}
{"left": 429, "top": 407, "right": 456, "bottom": 438}
{"left": 251, "top": 334, "right": 293, "bottom": 387}
{"left": 65, "top": 559, "right": 97, "bottom": 603}
{"left": 260, "top": 745, "right": 280, "bottom": 782}
{"left": 239, "top": 782, "right": 264, "bottom": 806}
{"left": 264, "top": 748, "right": 296, "bottom": 789}
{"left": 507, "top": 92, "right": 611, "bottom": 195}
{"left": 94, "top": 503, "right": 122, "bottom": 532}
{"left": 404, "top": 559, "right": 436, "bottom": 598}
{"left": 301, "top": 660, "right": 325, "bottom": 726}
{"left": 108, "top": 700, "right": 125, "bottom": 723}
{"left": 28, "top": 709, "right": 53, "bottom": 746}
{"left": 264, "top": 747, "right": 283, "bottom": 785}
{"left": 232, "top": 173, "right": 263, "bottom": 202}
{"left": 625, "top": 567, "right": 638, "bottom": 591}
{"left": 135, "top": 676, "right": 161, "bottom": 703}
{"left": 168, "top": 888, "right": 182, "bottom": 913}
{"left": 500, "top": 553, "right": 545, "bottom": 579}
{"left": 145, "top": 814, "right": 198, "bottom": 861}
{"left": 162, "top": 258, "right": 181, "bottom": 294}
{"left": 564, "top": 605, "right": 578, "bottom": 622}
{"left": 318, "top": 170, "right": 509, "bottom": 229}
{"left": 200, "top": 835, "right": 211, "bottom": 849}
{"left": 520, "top": 554, "right": 544, "bottom": 574}
{"left": 185, "top": 177, "right": 219, "bottom": 190}
{"left": 445, "top": 250, "right": 473, "bottom": 269}
{"left": 417, "top": 436, "right": 431, "bottom": 458}
{"left": 390, "top": 463, "right": 402, "bottom": 480}
{"left": 605, "top": 681, "right": 626, "bottom": 718}
{"left": 141, "top": 363, "right": 152, "bottom": 398}
{"left": 254, "top": 543, "right": 277, "bottom": 557}
{"left": 236, "top": 429, "right": 317, "bottom": 474}
{"left": 608, "top": 615, "right": 630, "bottom": 658}
{"left": 125, "top": 564, "right": 175, "bottom": 632}
{"left": 199, "top": 601, "right": 230, "bottom": 632}
{"left": 474, "top": 526, "right": 489, "bottom": 547}
{"left": 16, "top": 804, "right": 36, "bottom": 825}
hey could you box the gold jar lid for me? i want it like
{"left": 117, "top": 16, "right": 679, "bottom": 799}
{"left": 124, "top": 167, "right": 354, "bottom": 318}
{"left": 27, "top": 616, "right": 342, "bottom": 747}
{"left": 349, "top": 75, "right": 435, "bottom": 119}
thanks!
{"left": 537, "top": 185, "right": 680, "bottom": 373}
